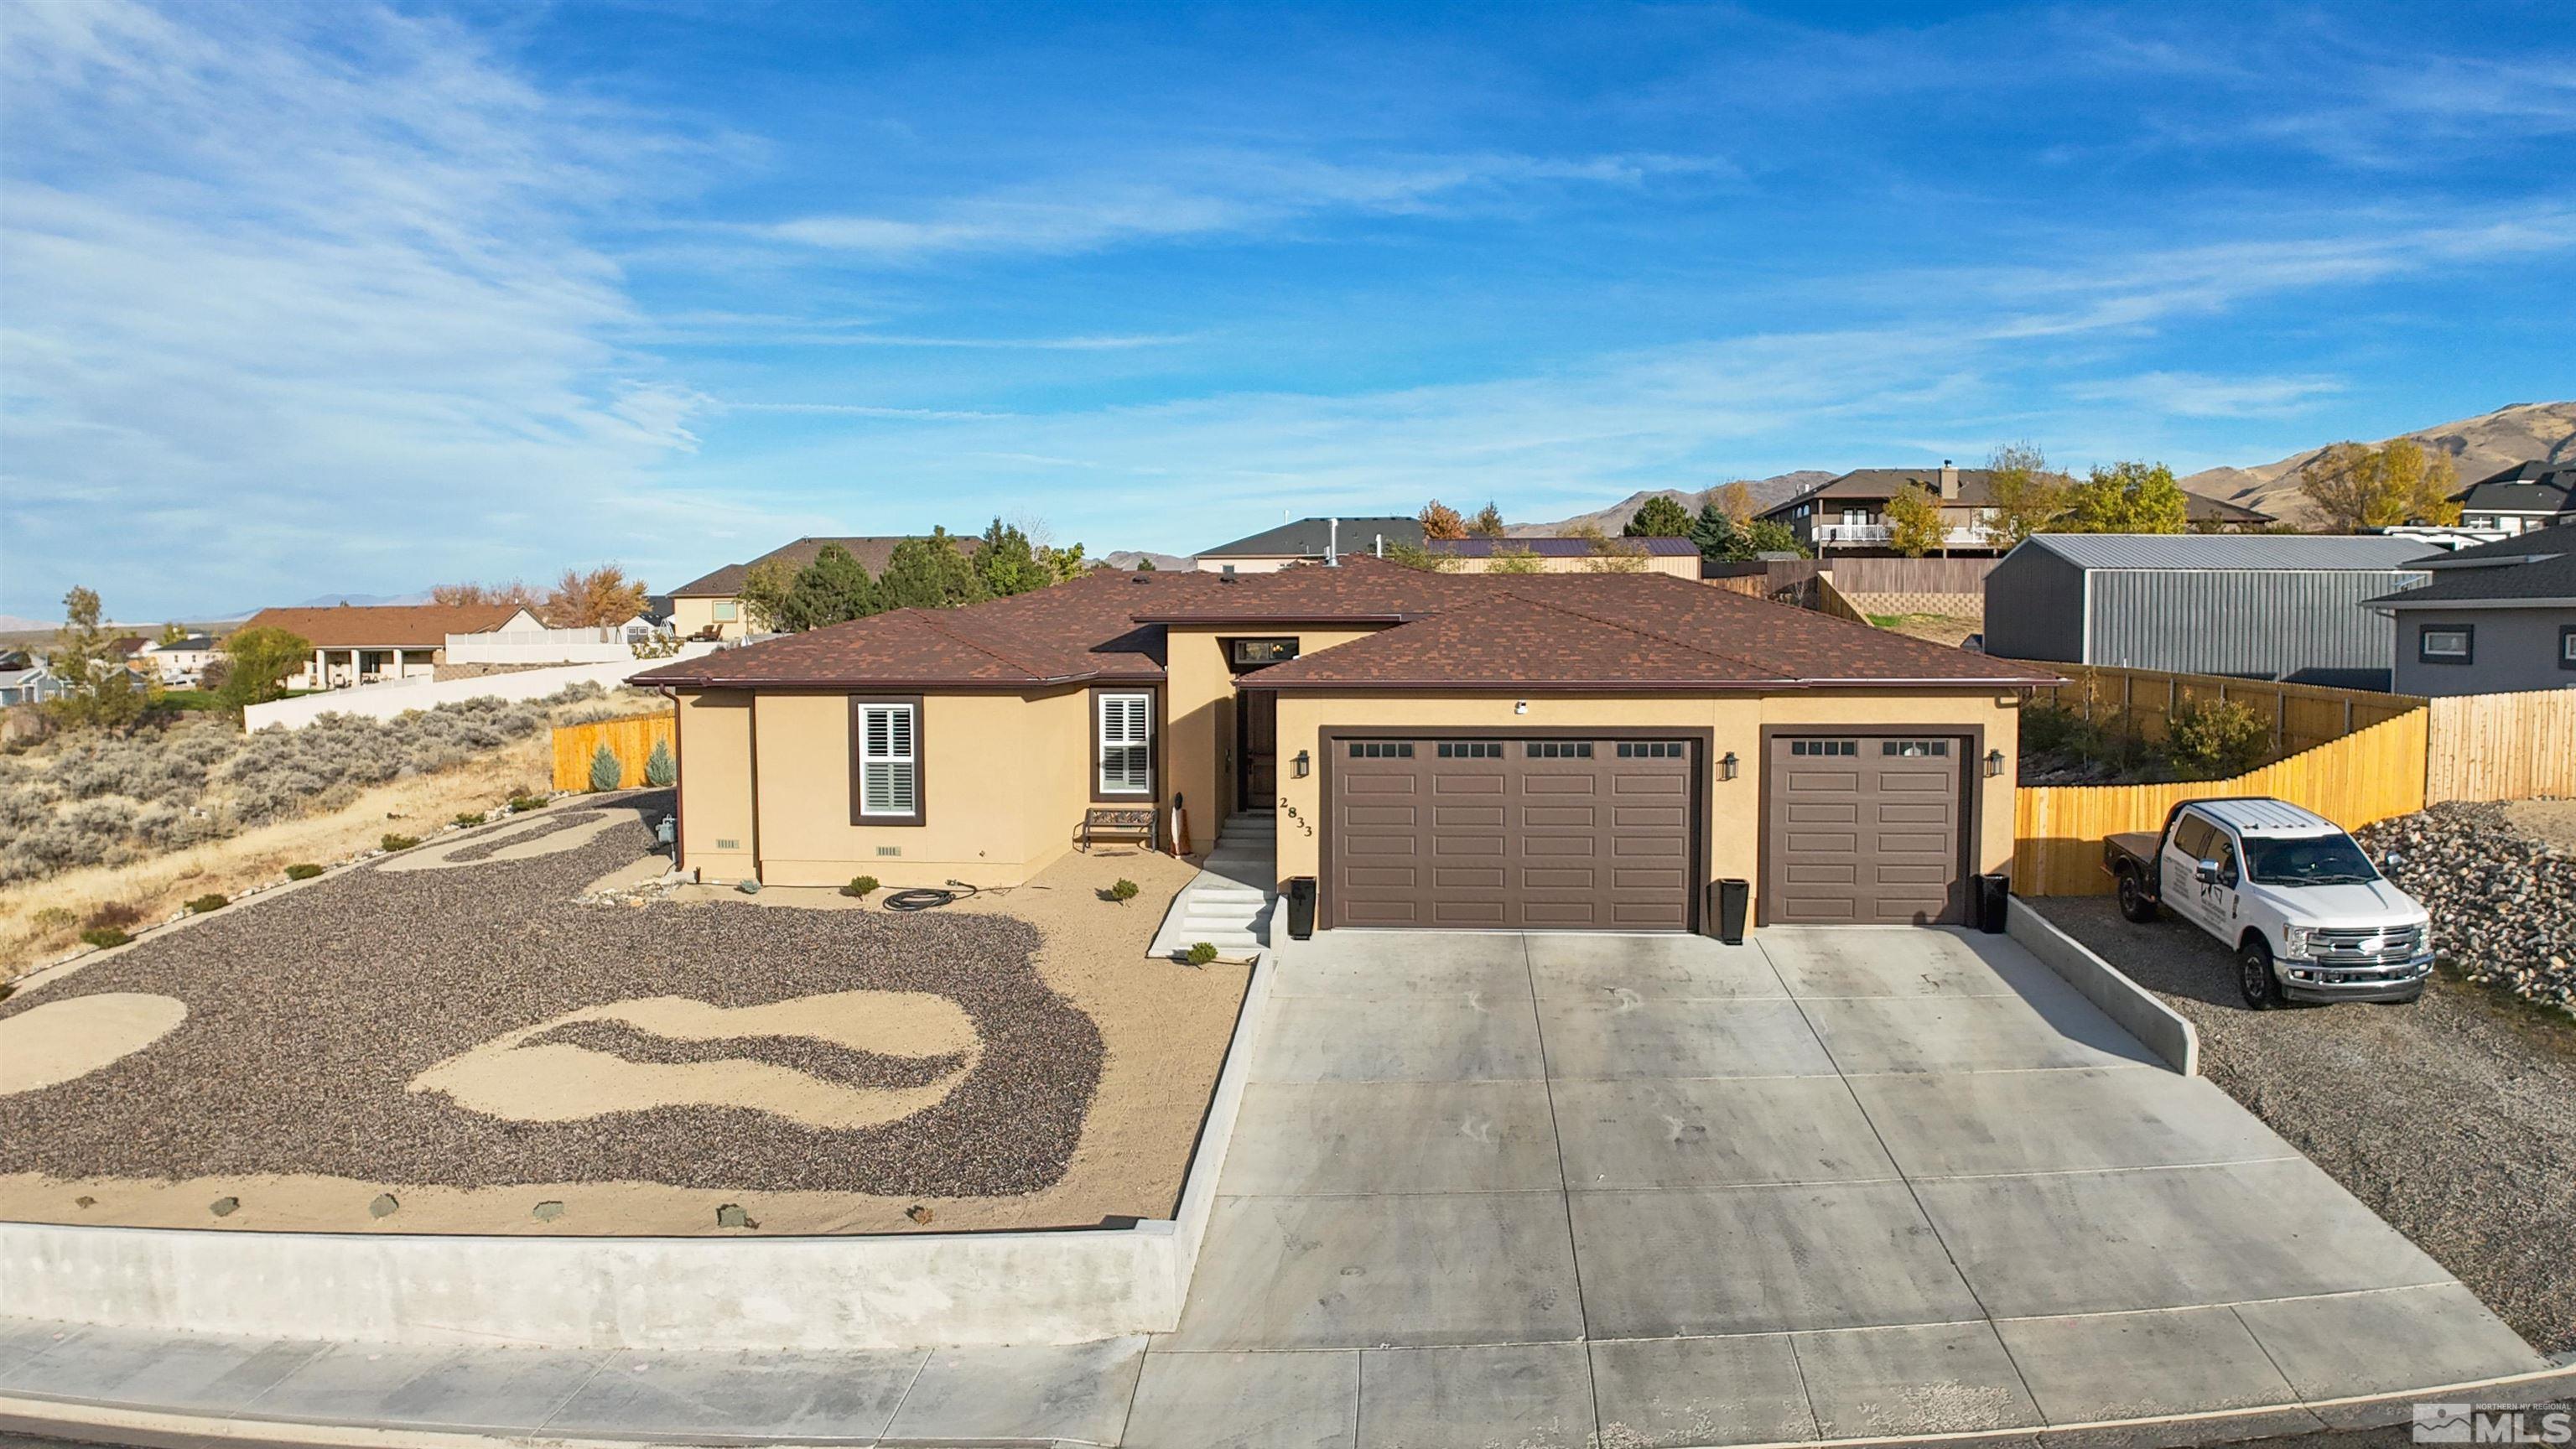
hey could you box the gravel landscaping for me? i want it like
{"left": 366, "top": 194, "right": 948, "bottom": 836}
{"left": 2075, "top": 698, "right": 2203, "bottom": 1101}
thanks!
{"left": 0, "top": 793, "right": 1109, "bottom": 1204}
{"left": 2040, "top": 892, "right": 2576, "bottom": 1357}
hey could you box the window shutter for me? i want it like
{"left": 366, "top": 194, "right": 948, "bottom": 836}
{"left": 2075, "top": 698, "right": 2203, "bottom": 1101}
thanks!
{"left": 1098, "top": 693, "right": 1150, "bottom": 794}
{"left": 858, "top": 704, "right": 918, "bottom": 818}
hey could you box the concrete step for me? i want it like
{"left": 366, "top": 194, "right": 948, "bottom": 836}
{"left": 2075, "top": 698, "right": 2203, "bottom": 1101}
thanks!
{"left": 1205, "top": 851, "right": 1273, "bottom": 869}
{"left": 1189, "top": 889, "right": 1268, "bottom": 906}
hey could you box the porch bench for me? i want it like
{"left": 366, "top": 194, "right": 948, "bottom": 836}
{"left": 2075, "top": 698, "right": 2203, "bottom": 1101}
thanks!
{"left": 1079, "top": 804, "right": 1160, "bottom": 853}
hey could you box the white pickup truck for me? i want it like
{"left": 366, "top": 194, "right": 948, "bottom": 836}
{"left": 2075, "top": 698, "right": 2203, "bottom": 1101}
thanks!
{"left": 2101, "top": 797, "right": 2435, "bottom": 1009}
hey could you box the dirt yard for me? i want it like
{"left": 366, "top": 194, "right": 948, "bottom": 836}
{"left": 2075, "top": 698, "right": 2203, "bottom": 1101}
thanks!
{"left": 2040, "top": 894, "right": 2576, "bottom": 1356}
{"left": 0, "top": 797, "right": 1249, "bottom": 1237}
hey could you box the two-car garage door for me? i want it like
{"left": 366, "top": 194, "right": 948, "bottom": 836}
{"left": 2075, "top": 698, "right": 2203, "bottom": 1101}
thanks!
{"left": 1325, "top": 731, "right": 1967, "bottom": 931}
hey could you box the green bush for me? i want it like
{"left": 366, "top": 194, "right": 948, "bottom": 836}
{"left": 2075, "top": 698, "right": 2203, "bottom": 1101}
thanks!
{"left": 2165, "top": 699, "right": 2270, "bottom": 779}
{"left": 184, "top": 893, "right": 228, "bottom": 914}
{"left": 587, "top": 742, "right": 622, "bottom": 792}
{"left": 32, "top": 906, "right": 77, "bottom": 931}
{"left": 644, "top": 738, "right": 677, "bottom": 787}
{"left": 284, "top": 863, "right": 324, "bottom": 880}
{"left": 1109, "top": 878, "right": 1140, "bottom": 906}
{"left": 380, "top": 833, "right": 420, "bottom": 851}
{"left": 79, "top": 926, "right": 130, "bottom": 949}
{"left": 840, "top": 875, "right": 880, "bottom": 900}
{"left": 454, "top": 811, "right": 486, "bottom": 827}
{"left": 508, "top": 793, "right": 548, "bottom": 813}
{"left": 1186, "top": 941, "right": 1219, "bottom": 966}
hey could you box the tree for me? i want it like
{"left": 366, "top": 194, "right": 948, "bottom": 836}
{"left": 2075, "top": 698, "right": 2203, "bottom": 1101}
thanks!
{"left": 2062, "top": 460, "right": 2189, "bottom": 534}
{"left": 1036, "top": 541, "right": 1090, "bottom": 583}
{"left": 1979, "top": 441, "right": 2069, "bottom": 548}
{"left": 737, "top": 558, "right": 796, "bottom": 631}
{"left": 211, "top": 625, "right": 312, "bottom": 714}
{"left": 1623, "top": 495, "right": 1696, "bottom": 538}
{"left": 45, "top": 587, "right": 153, "bottom": 730}
{"left": 972, "top": 518, "right": 1048, "bottom": 597}
{"left": 1571, "top": 526, "right": 1649, "bottom": 573}
{"left": 1468, "top": 502, "right": 1509, "bottom": 538}
{"left": 644, "top": 738, "right": 678, "bottom": 787}
{"left": 157, "top": 622, "right": 191, "bottom": 647}
{"left": 1711, "top": 480, "right": 1756, "bottom": 523}
{"left": 1380, "top": 539, "right": 1456, "bottom": 572}
{"left": 1738, "top": 518, "right": 1808, "bottom": 558}
{"left": 1883, "top": 484, "right": 1947, "bottom": 558}
{"left": 878, "top": 529, "right": 990, "bottom": 610}
{"left": 784, "top": 543, "right": 876, "bottom": 629}
{"left": 1418, "top": 500, "right": 1468, "bottom": 540}
{"left": 1483, "top": 546, "right": 1544, "bottom": 574}
{"left": 2298, "top": 439, "right": 2461, "bottom": 532}
{"left": 1690, "top": 501, "right": 1742, "bottom": 564}
{"left": 1134, "top": 557, "right": 1157, "bottom": 571}
{"left": 431, "top": 580, "right": 542, "bottom": 610}
{"left": 544, "top": 565, "right": 650, "bottom": 627}
{"left": 588, "top": 742, "right": 623, "bottom": 792}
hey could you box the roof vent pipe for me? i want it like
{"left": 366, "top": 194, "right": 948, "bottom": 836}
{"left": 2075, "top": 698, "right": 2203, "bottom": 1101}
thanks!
{"left": 1374, "top": 533, "right": 1384, "bottom": 558}
{"left": 1327, "top": 517, "right": 1340, "bottom": 567}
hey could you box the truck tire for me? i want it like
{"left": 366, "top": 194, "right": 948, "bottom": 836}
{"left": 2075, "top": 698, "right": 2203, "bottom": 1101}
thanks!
{"left": 2116, "top": 866, "right": 2158, "bottom": 923}
{"left": 2237, "top": 937, "right": 2283, "bottom": 1011}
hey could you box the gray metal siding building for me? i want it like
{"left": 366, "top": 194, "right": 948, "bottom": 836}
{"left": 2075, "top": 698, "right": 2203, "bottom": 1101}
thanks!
{"left": 1985, "top": 535, "right": 2432, "bottom": 690}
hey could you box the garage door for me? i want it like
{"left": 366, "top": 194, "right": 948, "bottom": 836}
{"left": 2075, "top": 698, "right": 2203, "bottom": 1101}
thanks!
{"left": 1764, "top": 735, "right": 1965, "bottom": 924}
{"left": 1328, "top": 737, "right": 1695, "bottom": 931}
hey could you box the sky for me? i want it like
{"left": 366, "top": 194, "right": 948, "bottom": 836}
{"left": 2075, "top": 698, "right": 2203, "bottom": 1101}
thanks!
{"left": 3, "top": 1, "right": 2573, "bottom": 621}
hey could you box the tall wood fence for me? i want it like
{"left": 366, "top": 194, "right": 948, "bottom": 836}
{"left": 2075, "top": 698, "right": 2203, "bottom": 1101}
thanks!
{"left": 2012, "top": 708, "right": 2432, "bottom": 896}
{"left": 2426, "top": 689, "right": 2576, "bottom": 804}
{"left": 2018, "top": 660, "right": 2424, "bottom": 759}
{"left": 1826, "top": 555, "right": 1999, "bottom": 594}
{"left": 1815, "top": 574, "right": 1871, "bottom": 625}
{"left": 553, "top": 712, "right": 677, "bottom": 791}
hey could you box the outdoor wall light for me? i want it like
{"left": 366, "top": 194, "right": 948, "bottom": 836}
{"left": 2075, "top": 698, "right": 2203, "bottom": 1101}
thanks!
{"left": 1291, "top": 749, "right": 1311, "bottom": 779}
{"left": 1514, "top": 699, "right": 1529, "bottom": 715}
{"left": 1986, "top": 748, "right": 2007, "bottom": 778}
{"left": 1720, "top": 750, "right": 1739, "bottom": 781}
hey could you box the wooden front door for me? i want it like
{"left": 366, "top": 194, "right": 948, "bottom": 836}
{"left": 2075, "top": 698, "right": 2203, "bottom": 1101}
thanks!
{"left": 1238, "top": 689, "right": 1278, "bottom": 804}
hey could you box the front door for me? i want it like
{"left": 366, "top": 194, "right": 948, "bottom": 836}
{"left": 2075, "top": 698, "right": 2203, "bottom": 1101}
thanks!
{"left": 1238, "top": 689, "right": 1277, "bottom": 804}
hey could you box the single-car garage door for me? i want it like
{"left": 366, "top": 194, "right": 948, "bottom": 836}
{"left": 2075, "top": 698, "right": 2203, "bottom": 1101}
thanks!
{"left": 1765, "top": 734, "right": 1966, "bottom": 924}
{"left": 1328, "top": 736, "right": 1696, "bottom": 931}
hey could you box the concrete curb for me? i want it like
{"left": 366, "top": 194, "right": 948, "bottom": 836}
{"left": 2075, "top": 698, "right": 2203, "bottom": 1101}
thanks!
{"left": 2007, "top": 895, "right": 2200, "bottom": 1075}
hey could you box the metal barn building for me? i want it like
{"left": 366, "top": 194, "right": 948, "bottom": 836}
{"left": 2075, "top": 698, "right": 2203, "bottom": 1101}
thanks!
{"left": 1983, "top": 535, "right": 2433, "bottom": 690}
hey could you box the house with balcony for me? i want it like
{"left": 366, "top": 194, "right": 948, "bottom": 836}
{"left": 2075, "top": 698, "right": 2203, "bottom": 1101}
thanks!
{"left": 2450, "top": 461, "right": 2576, "bottom": 536}
{"left": 1759, "top": 462, "right": 2274, "bottom": 555}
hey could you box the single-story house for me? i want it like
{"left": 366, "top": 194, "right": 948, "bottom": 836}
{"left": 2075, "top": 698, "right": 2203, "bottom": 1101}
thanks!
{"left": 0, "top": 661, "right": 63, "bottom": 708}
{"left": 240, "top": 604, "right": 536, "bottom": 691}
{"left": 2452, "top": 462, "right": 2576, "bottom": 537}
{"left": 1762, "top": 464, "right": 2275, "bottom": 555}
{"left": 632, "top": 558, "right": 2055, "bottom": 931}
{"left": 138, "top": 634, "right": 221, "bottom": 685}
{"left": 1983, "top": 533, "right": 2434, "bottom": 690}
{"left": 2366, "top": 530, "right": 2576, "bottom": 697}
{"left": 667, "top": 537, "right": 985, "bottom": 641}
{"left": 1195, "top": 517, "right": 1425, "bottom": 573}
{"left": 1426, "top": 536, "right": 1703, "bottom": 578}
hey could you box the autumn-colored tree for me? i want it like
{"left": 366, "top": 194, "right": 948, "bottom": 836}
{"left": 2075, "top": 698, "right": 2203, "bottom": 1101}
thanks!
{"left": 1467, "top": 502, "right": 1509, "bottom": 538}
{"left": 543, "top": 565, "right": 651, "bottom": 627}
{"left": 430, "top": 580, "right": 543, "bottom": 610}
{"left": 1623, "top": 495, "right": 1696, "bottom": 538}
{"left": 1978, "top": 441, "right": 2070, "bottom": 548}
{"left": 2062, "top": 461, "right": 2189, "bottom": 534}
{"left": 1711, "top": 480, "right": 1755, "bottom": 523}
{"left": 1883, "top": 484, "right": 1948, "bottom": 558}
{"left": 2298, "top": 439, "right": 2461, "bottom": 532}
{"left": 1417, "top": 501, "right": 1468, "bottom": 540}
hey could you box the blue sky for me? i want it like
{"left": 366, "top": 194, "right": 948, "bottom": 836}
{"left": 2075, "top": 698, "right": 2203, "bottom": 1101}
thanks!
{"left": 3, "top": 1, "right": 2573, "bottom": 620}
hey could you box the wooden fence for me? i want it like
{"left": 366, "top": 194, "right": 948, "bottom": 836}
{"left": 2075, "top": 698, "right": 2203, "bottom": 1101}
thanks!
{"left": 2017, "top": 660, "right": 2424, "bottom": 759}
{"left": 2426, "top": 689, "right": 2576, "bottom": 804}
{"left": 1826, "top": 555, "right": 1999, "bottom": 595}
{"left": 1815, "top": 574, "right": 1871, "bottom": 625}
{"left": 2012, "top": 708, "right": 2432, "bottom": 896}
{"left": 553, "top": 712, "right": 677, "bottom": 791}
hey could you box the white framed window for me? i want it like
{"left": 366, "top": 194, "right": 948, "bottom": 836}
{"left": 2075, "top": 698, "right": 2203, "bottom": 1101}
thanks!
{"left": 856, "top": 702, "right": 919, "bottom": 819}
{"left": 2418, "top": 626, "right": 2474, "bottom": 665}
{"left": 712, "top": 600, "right": 739, "bottom": 621}
{"left": 1096, "top": 692, "right": 1151, "bottom": 795}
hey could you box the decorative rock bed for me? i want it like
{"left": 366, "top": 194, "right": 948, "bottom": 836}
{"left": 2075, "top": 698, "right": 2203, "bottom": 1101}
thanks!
{"left": 2358, "top": 802, "right": 2575, "bottom": 1014}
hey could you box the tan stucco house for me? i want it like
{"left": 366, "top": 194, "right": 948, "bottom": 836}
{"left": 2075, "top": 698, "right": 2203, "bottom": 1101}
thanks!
{"left": 241, "top": 604, "right": 532, "bottom": 691}
{"left": 667, "top": 536, "right": 986, "bottom": 640}
{"left": 632, "top": 558, "right": 2055, "bottom": 930}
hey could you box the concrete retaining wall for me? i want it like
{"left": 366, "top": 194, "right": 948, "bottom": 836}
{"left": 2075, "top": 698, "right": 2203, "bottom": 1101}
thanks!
{"left": 244, "top": 650, "right": 713, "bottom": 730}
{"left": 0, "top": 956, "right": 1275, "bottom": 1352}
{"left": 2008, "top": 896, "right": 2199, "bottom": 1075}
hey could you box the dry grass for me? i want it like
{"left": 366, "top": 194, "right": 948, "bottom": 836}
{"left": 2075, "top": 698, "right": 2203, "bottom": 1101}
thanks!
{"left": 1869, "top": 613, "right": 1982, "bottom": 648}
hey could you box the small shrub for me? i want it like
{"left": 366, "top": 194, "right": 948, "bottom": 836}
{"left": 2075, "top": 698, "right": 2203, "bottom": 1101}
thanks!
{"left": 284, "top": 863, "right": 324, "bottom": 880}
{"left": 1109, "top": 878, "right": 1140, "bottom": 906}
{"left": 587, "top": 742, "right": 622, "bottom": 792}
{"left": 184, "top": 893, "right": 228, "bottom": 914}
{"left": 79, "top": 926, "right": 130, "bottom": 949}
{"left": 2165, "top": 699, "right": 2270, "bottom": 780}
{"left": 644, "top": 738, "right": 677, "bottom": 787}
{"left": 1186, "top": 941, "right": 1219, "bottom": 966}
{"left": 508, "top": 793, "right": 548, "bottom": 813}
{"left": 380, "top": 832, "right": 420, "bottom": 851}
{"left": 454, "top": 811, "right": 486, "bottom": 827}
{"left": 84, "top": 901, "right": 144, "bottom": 931}
{"left": 31, "top": 906, "right": 76, "bottom": 931}
{"left": 840, "top": 875, "right": 880, "bottom": 900}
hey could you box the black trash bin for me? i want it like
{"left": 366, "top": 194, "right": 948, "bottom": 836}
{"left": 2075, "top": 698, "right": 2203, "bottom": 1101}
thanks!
{"left": 1710, "top": 879, "right": 1750, "bottom": 945}
{"left": 1976, "top": 873, "right": 2010, "bottom": 934}
{"left": 1285, "top": 876, "right": 1318, "bottom": 940}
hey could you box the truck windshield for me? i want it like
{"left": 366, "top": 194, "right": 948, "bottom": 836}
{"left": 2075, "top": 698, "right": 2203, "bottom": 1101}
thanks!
{"left": 2242, "top": 834, "right": 2379, "bottom": 886}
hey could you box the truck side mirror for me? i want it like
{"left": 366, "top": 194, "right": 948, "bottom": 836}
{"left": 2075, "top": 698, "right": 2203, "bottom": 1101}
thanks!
{"left": 2194, "top": 859, "right": 2222, "bottom": 885}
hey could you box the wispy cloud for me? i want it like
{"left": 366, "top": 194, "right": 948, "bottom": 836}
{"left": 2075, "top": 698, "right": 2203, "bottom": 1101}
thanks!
{"left": 2064, "top": 371, "right": 2345, "bottom": 418}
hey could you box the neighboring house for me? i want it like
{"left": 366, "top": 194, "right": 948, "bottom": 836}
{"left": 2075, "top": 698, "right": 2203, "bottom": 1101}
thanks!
{"left": 240, "top": 604, "right": 535, "bottom": 691}
{"left": 2450, "top": 461, "right": 2576, "bottom": 536}
{"left": 1761, "top": 463, "right": 2275, "bottom": 554}
{"left": 1194, "top": 517, "right": 1425, "bottom": 573}
{"left": 0, "top": 662, "right": 63, "bottom": 708}
{"left": 667, "top": 537, "right": 985, "bottom": 641}
{"left": 1425, "top": 537, "right": 1703, "bottom": 578}
{"left": 138, "top": 633, "right": 220, "bottom": 685}
{"left": 2366, "top": 532, "right": 2576, "bottom": 698}
{"left": 633, "top": 558, "right": 2054, "bottom": 930}
{"left": 1983, "top": 534, "right": 2433, "bottom": 690}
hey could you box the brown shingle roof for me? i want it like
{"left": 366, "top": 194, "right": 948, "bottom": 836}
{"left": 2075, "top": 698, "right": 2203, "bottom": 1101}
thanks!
{"left": 667, "top": 536, "right": 985, "bottom": 599}
{"left": 1763, "top": 469, "right": 2272, "bottom": 524}
{"left": 240, "top": 605, "right": 522, "bottom": 649}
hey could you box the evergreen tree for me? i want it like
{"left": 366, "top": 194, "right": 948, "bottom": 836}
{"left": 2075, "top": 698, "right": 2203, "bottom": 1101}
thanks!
{"left": 588, "top": 742, "right": 623, "bottom": 792}
{"left": 644, "top": 738, "right": 678, "bottom": 787}
{"left": 1467, "top": 502, "right": 1509, "bottom": 538}
{"left": 878, "top": 529, "right": 991, "bottom": 610}
{"left": 973, "top": 518, "right": 1048, "bottom": 596}
{"left": 1623, "top": 495, "right": 1695, "bottom": 538}
{"left": 784, "top": 543, "right": 877, "bottom": 629}
{"left": 1689, "top": 501, "right": 1742, "bottom": 563}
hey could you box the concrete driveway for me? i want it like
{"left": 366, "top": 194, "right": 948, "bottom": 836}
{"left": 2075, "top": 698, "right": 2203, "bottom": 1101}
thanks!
{"left": 1131, "top": 927, "right": 2554, "bottom": 1448}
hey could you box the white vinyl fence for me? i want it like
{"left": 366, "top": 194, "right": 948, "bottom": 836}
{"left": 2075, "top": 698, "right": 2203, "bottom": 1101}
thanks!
{"left": 443, "top": 626, "right": 653, "bottom": 667}
{"left": 243, "top": 647, "right": 715, "bottom": 730}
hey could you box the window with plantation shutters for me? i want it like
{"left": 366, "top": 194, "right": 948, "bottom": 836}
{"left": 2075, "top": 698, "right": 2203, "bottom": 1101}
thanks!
{"left": 1097, "top": 692, "right": 1151, "bottom": 795}
{"left": 855, "top": 703, "right": 918, "bottom": 818}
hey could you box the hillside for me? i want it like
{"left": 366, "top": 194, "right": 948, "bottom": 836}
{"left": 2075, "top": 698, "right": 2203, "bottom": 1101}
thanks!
{"left": 1511, "top": 473, "right": 1834, "bottom": 537}
{"left": 2180, "top": 401, "right": 2576, "bottom": 527}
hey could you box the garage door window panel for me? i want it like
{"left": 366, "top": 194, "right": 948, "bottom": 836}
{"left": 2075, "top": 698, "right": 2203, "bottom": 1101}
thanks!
{"left": 1763, "top": 731, "right": 1970, "bottom": 926}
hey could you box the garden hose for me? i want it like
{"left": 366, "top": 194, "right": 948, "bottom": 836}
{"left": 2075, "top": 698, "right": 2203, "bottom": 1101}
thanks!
{"left": 882, "top": 881, "right": 982, "bottom": 911}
